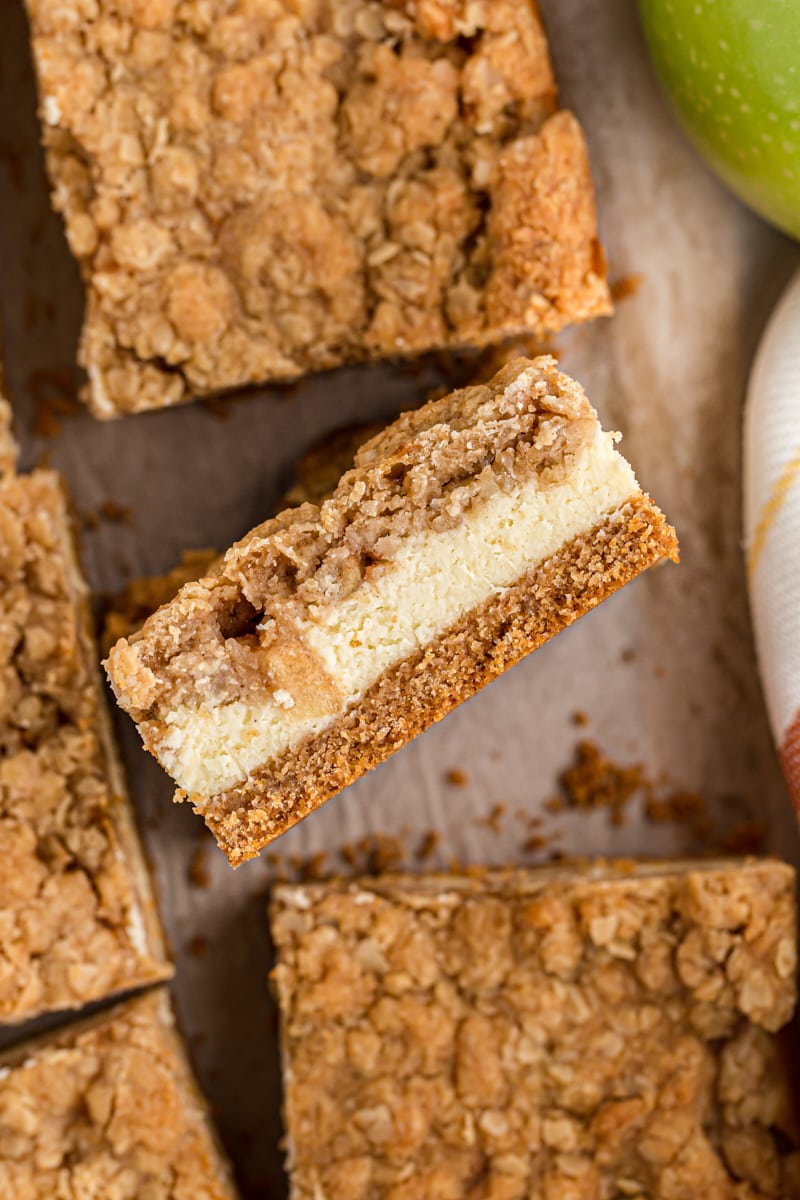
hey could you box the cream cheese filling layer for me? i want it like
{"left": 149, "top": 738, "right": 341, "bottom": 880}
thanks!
{"left": 161, "top": 431, "right": 638, "bottom": 800}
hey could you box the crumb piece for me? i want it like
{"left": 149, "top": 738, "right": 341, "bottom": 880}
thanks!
{"left": 359, "top": 834, "right": 406, "bottom": 876}
{"left": 645, "top": 789, "right": 706, "bottom": 826}
{"left": 188, "top": 845, "right": 210, "bottom": 890}
{"left": 98, "top": 499, "right": 133, "bottom": 526}
{"left": 558, "top": 739, "right": 646, "bottom": 825}
{"left": 720, "top": 820, "right": 768, "bottom": 855}
{"left": 523, "top": 833, "right": 548, "bottom": 852}
{"left": 446, "top": 768, "right": 468, "bottom": 787}
{"left": 416, "top": 831, "right": 440, "bottom": 862}
{"left": 610, "top": 273, "right": 643, "bottom": 302}
{"left": 29, "top": 369, "right": 80, "bottom": 437}
{"left": 187, "top": 936, "right": 208, "bottom": 958}
{"left": 477, "top": 802, "right": 507, "bottom": 832}
{"left": 572, "top": 709, "right": 589, "bottom": 726}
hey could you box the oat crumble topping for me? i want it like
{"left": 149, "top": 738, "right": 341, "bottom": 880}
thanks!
{"left": 0, "top": 990, "right": 237, "bottom": 1198}
{"left": 25, "top": 0, "right": 610, "bottom": 415}
{"left": 271, "top": 860, "right": 799, "bottom": 1200}
{"left": 0, "top": 469, "right": 170, "bottom": 1022}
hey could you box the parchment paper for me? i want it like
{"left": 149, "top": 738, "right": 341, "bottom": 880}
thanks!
{"left": 1, "top": 1, "right": 799, "bottom": 1195}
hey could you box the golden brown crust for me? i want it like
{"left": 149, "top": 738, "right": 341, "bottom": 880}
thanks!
{"left": 25, "top": 0, "right": 610, "bottom": 415}
{"left": 271, "top": 860, "right": 799, "bottom": 1200}
{"left": 0, "top": 990, "right": 238, "bottom": 1199}
{"left": 0, "top": 469, "right": 171, "bottom": 1022}
{"left": 205, "top": 495, "right": 679, "bottom": 864}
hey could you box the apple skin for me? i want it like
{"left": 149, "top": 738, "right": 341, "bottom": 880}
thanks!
{"left": 639, "top": 0, "right": 800, "bottom": 239}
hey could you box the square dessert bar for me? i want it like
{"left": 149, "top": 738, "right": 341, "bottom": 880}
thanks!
{"left": 0, "top": 989, "right": 238, "bottom": 1198}
{"left": 24, "top": 0, "right": 611, "bottom": 416}
{"left": 106, "top": 357, "right": 678, "bottom": 865}
{"left": 0, "top": 463, "right": 171, "bottom": 1023}
{"left": 271, "top": 859, "right": 800, "bottom": 1200}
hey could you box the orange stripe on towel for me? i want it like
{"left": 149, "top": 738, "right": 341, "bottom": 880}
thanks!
{"left": 781, "top": 709, "right": 800, "bottom": 817}
{"left": 748, "top": 446, "right": 800, "bottom": 579}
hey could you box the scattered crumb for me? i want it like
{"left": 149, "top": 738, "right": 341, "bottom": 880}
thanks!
{"left": 720, "top": 819, "right": 767, "bottom": 855}
{"left": 644, "top": 788, "right": 715, "bottom": 840}
{"left": 620, "top": 647, "right": 636, "bottom": 664}
{"left": 187, "top": 936, "right": 208, "bottom": 958}
{"left": 571, "top": 710, "right": 589, "bottom": 727}
{"left": 416, "top": 831, "right": 440, "bottom": 862}
{"left": 558, "top": 740, "right": 648, "bottom": 827}
{"left": 609, "top": 274, "right": 643, "bottom": 303}
{"left": 357, "top": 834, "right": 405, "bottom": 875}
{"left": 98, "top": 499, "right": 133, "bottom": 525}
{"left": 445, "top": 768, "right": 468, "bottom": 787}
{"left": 522, "top": 834, "right": 547, "bottom": 853}
{"left": 477, "top": 803, "right": 507, "bottom": 833}
{"left": 188, "top": 845, "right": 210, "bottom": 889}
{"left": 300, "top": 852, "right": 328, "bottom": 882}
{"left": 200, "top": 393, "right": 238, "bottom": 420}
{"left": 30, "top": 369, "right": 81, "bottom": 438}
{"left": 339, "top": 843, "right": 358, "bottom": 868}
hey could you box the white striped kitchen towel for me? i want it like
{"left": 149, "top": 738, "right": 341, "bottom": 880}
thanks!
{"left": 744, "top": 265, "right": 800, "bottom": 815}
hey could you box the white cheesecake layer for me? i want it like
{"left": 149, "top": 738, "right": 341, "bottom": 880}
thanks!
{"left": 161, "top": 430, "right": 638, "bottom": 800}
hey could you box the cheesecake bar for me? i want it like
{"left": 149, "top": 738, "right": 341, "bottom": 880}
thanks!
{"left": 0, "top": 989, "right": 238, "bottom": 1198}
{"left": 271, "top": 859, "right": 799, "bottom": 1200}
{"left": 0, "top": 463, "right": 171, "bottom": 1022}
{"left": 24, "top": 0, "right": 610, "bottom": 416}
{"left": 106, "top": 357, "right": 678, "bottom": 865}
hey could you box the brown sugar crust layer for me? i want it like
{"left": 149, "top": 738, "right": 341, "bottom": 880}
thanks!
{"left": 0, "top": 990, "right": 237, "bottom": 1199}
{"left": 0, "top": 470, "right": 171, "bottom": 1022}
{"left": 107, "top": 357, "right": 600, "bottom": 717}
{"left": 25, "top": 0, "right": 610, "bottom": 415}
{"left": 203, "top": 494, "right": 679, "bottom": 864}
{"left": 270, "top": 860, "right": 799, "bottom": 1200}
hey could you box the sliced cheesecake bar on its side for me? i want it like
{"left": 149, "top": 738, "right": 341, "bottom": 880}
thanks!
{"left": 0, "top": 464, "right": 171, "bottom": 1023}
{"left": 0, "top": 990, "right": 238, "bottom": 1199}
{"left": 106, "top": 357, "right": 678, "bottom": 865}
{"left": 270, "top": 859, "right": 799, "bottom": 1200}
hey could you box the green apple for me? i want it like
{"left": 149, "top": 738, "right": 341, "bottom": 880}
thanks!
{"left": 639, "top": 0, "right": 800, "bottom": 239}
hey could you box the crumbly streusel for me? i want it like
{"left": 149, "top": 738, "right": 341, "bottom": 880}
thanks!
{"left": 25, "top": 0, "right": 610, "bottom": 415}
{"left": 106, "top": 356, "right": 597, "bottom": 716}
{"left": 0, "top": 990, "right": 237, "bottom": 1199}
{"left": 0, "top": 469, "right": 170, "bottom": 1022}
{"left": 271, "top": 860, "right": 800, "bottom": 1200}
